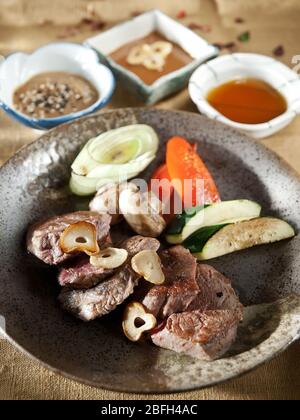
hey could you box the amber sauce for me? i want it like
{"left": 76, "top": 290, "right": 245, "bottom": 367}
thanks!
{"left": 110, "top": 32, "right": 193, "bottom": 85}
{"left": 207, "top": 78, "right": 287, "bottom": 124}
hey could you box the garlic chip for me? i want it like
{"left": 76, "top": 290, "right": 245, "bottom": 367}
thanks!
{"left": 131, "top": 250, "right": 165, "bottom": 285}
{"left": 90, "top": 248, "right": 128, "bottom": 269}
{"left": 122, "top": 302, "right": 157, "bottom": 342}
{"left": 60, "top": 221, "right": 100, "bottom": 256}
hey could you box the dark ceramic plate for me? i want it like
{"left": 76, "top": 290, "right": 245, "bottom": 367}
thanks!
{"left": 0, "top": 108, "right": 300, "bottom": 393}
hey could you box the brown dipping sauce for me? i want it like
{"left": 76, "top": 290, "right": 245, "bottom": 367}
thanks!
{"left": 110, "top": 32, "right": 193, "bottom": 85}
{"left": 207, "top": 78, "right": 287, "bottom": 124}
{"left": 14, "top": 72, "right": 99, "bottom": 119}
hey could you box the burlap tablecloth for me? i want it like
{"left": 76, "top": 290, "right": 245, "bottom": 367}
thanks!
{"left": 0, "top": 0, "right": 300, "bottom": 400}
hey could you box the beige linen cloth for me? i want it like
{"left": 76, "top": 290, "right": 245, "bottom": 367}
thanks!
{"left": 0, "top": 0, "right": 300, "bottom": 400}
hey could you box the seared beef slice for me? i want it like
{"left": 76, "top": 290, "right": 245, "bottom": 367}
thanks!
{"left": 59, "top": 236, "right": 160, "bottom": 321}
{"left": 187, "top": 264, "right": 244, "bottom": 314}
{"left": 58, "top": 235, "right": 161, "bottom": 289}
{"left": 143, "top": 246, "right": 243, "bottom": 360}
{"left": 59, "top": 265, "right": 139, "bottom": 321}
{"left": 58, "top": 257, "right": 114, "bottom": 289}
{"left": 121, "top": 236, "right": 161, "bottom": 257}
{"left": 151, "top": 309, "right": 240, "bottom": 361}
{"left": 143, "top": 247, "right": 242, "bottom": 318}
{"left": 27, "top": 212, "right": 111, "bottom": 265}
{"left": 142, "top": 246, "right": 198, "bottom": 318}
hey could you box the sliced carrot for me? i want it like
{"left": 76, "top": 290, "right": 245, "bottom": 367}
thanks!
{"left": 166, "top": 136, "right": 220, "bottom": 208}
{"left": 149, "top": 164, "right": 175, "bottom": 223}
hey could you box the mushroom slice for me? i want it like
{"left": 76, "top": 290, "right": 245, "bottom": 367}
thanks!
{"left": 60, "top": 221, "right": 100, "bottom": 256}
{"left": 131, "top": 250, "right": 165, "bottom": 285}
{"left": 122, "top": 302, "right": 157, "bottom": 342}
{"left": 89, "top": 182, "right": 139, "bottom": 225}
{"left": 90, "top": 248, "right": 128, "bottom": 269}
{"left": 119, "top": 189, "right": 166, "bottom": 238}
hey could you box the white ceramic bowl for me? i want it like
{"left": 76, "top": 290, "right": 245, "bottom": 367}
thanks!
{"left": 0, "top": 43, "right": 115, "bottom": 130}
{"left": 86, "top": 10, "right": 218, "bottom": 104}
{"left": 189, "top": 53, "right": 300, "bottom": 138}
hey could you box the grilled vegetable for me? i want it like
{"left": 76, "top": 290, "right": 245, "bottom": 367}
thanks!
{"left": 166, "top": 136, "right": 220, "bottom": 207}
{"left": 70, "top": 125, "right": 159, "bottom": 196}
{"left": 150, "top": 163, "right": 175, "bottom": 223}
{"left": 89, "top": 182, "right": 139, "bottom": 225}
{"left": 166, "top": 200, "right": 261, "bottom": 244}
{"left": 183, "top": 224, "right": 228, "bottom": 254}
{"left": 119, "top": 188, "right": 166, "bottom": 238}
{"left": 192, "top": 217, "right": 295, "bottom": 261}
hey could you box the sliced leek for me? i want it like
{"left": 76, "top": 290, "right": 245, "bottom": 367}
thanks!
{"left": 87, "top": 152, "right": 155, "bottom": 179}
{"left": 70, "top": 125, "right": 159, "bottom": 196}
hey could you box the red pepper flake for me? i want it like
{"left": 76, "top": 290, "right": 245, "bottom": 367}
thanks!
{"left": 213, "top": 42, "right": 236, "bottom": 50}
{"left": 273, "top": 45, "right": 285, "bottom": 57}
{"left": 81, "top": 18, "right": 94, "bottom": 25}
{"left": 131, "top": 11, "right": 143, "bottom": 17}
{"left": 38, "top": 19, "right": 54, "bottom": 26}
{"left": 235, "top": 17, "right": 245, "bottom": 24}
{"left": 188, "top": 23, "right": 212, "bottom": 33}
{"left": 91, "top": 20, "right": 106, "bottom": 31}
{"left": 177, "top": 10, "right": 186, "bottom": 19}
{"left": 57, "top": 26, "right": 80, "bottom": 39}
{"left": 80, "top": 18, "right": 106, "bottom": 31}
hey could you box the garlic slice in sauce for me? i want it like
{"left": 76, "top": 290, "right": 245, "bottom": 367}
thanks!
{"left": 127, "top": 44, "right": 152, "bottom": 65}
{"left": 126, "top": 41, "right": 173, "bottom": 71}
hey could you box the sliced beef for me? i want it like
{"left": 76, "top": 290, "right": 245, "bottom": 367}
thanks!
{"left": 121, "top": 235, "right": 161, "bottom": 257}
{"left": 142, "top": 246, "right": 198, "bottom": 318}
{"left": 187, "top": 264, "right": 243, "bottom": 314}
{"left": 27, "top": 212, "right": 111, "bottom": 266}
{"left": 58, "top": 257, "right": 114, "bottom": 289}
{"left": 140, "top": 246, "right": 243, "bottom": 360}
{"left": 59, "top": 265, "right": 139, "bottom": 321}
{"left": 142, "top": 247, "right": 242, "bottom": 319}
{"left": 58, "top": 236, "right": 160, "bottom": 321}
{"left": 58, "top": 235, "right": 160, "bottom": 289}
{"left": 151, "top": 309, "right": 241, "bottom": 361}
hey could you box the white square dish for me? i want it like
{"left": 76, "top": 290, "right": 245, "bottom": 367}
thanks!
{"left": 85, "top": 10, "right": 218, "bottom": 104}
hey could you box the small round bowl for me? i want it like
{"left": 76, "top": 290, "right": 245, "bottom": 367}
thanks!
{"left": 189, "top": 53, "right": 300, "bottom": 139}
{"left": 0, "top": 42, "right": 116, "bottom": 130}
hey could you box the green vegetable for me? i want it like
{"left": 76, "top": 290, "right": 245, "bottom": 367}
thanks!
{"left": 183, "top": 224, "right": 228, "bottom": 254}
{"left": 167, "top": 205, "right": 205, "bottom": 235}
{"left": 194, "top": 217, "right": 295, "bottom": 261}
{"left": 166, "top": 200, "right": 261, "bottom": 244}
